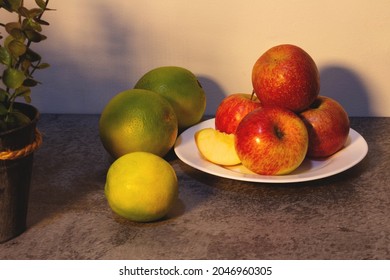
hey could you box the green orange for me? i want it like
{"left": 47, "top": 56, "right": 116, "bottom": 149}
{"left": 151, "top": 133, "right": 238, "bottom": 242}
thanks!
{"left": 99, "top": 89, "right": 178, "bottom": 159}
{"left": 134, "top": 66, "right": 206, "bottom": 130}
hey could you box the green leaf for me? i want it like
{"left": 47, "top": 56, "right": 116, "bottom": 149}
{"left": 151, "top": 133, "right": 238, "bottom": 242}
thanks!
{"left": 9, "top": 28, "right": 25, "bottom": 40}
{"left": 34, "top": 17, "right": 49, "bottom": 26}
{"left": 23, "top": 78, "right": 39, "bottom": 87}
{"left": 23, "top": 18, "right": 42, "bottom": 32}
{"left": 15, "top": 86, "right": 32, "bottom": 103}
{"left": 29, "top": 8, "right": 44, "bottom": 18}
{"left": 0, "top": 103, "right": 8, "bottom": 115}
{"left": 15, "top": 85, "right": 30, "bottom": 94}
{"left": 21, "top": 59, "right": 31, "bottom": 72}
{"left": 8, "top": 39, "right": 27, "bottom": 57}
{"left": 35, "top": 0, "right": 47, "bottom": 10}
{"left": 7, "top": 0, "right": 22, "bottom": 11}
{"left": 5, "top": 22, "right": 22, "bottom": 36}
{"left": 23, "top": 94, "right": 31, "bottom": 103}
{"left": 0, "top": 88, "right": 9, "bottom": 102}
{"left": 3, "top": 35, "right": 15, "bottom": 49}
{"left": 0, "top": 46, "right": 12, "bottom": 66}
{"left": 20, "top": 8, "right": 45, "bottom": 19}
{"left": 2, "top": 68, "right": 26, "bottom": 89}
{"left": 1, "top": 0, "right": 12, "bottom": 11}
{"left": 25, "top": 48, "right": 41, "bottom": 62}
{"left": 37, "top": 62, "right": 50, "bottom": 69}
{"left": 6, "top": 110, "right": 31, "bottom": 128}
{"left": 5, "top": 23, "right": 25, "bottom": 40}
{"left": 24, "top": 29, "right": 47, "bottom": 42}
{"left": 18, "top": 6, "right": 30, "bottom": 17}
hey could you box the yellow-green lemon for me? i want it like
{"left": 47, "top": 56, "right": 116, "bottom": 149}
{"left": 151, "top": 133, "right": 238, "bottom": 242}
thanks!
{"left": 105, "top": 152, "right": 178, "bottom": 222}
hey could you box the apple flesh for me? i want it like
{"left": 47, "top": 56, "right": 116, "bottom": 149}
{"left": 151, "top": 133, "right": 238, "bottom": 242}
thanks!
{"left": 195, "top": 128, "right": 241, "bottom": 166}
{"left": 299, "top": 96, "right": 350, "bottom": 158}
{"left": 235, "top": 106, "right": 308, "bottom": 175}
{"left": 252, "top": 44, "right": 320, "bottom": 113}
{"left": 215, "top": 93, "right": 262, "bottom": 134}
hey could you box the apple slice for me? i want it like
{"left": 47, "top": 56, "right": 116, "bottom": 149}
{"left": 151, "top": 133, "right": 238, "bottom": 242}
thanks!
{"left": 194, "top": 128, "right": 241, "bottom": 166}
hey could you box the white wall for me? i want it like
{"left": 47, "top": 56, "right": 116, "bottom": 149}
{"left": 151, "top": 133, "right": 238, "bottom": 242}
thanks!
{"left": 9, "top": 0, "right": 390, "bottom": 116}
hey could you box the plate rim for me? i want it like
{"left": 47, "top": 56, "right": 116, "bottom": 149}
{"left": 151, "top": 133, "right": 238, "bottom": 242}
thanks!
{"left": 174, "top": 118, "right": 368, "bottom": 183}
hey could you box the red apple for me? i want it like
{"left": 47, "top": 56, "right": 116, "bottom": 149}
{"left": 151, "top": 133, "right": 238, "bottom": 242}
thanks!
{"left": 235, "top": 106, "right": 308, "bottom": 175}
{"left": 252, "top": 44, "right": 320, "bottom": 112}
{"left": 215, "top": 93, "right": 262, "bottom": 134}
{"left": 299, "top": 96, "right": 350, "bottom": 158}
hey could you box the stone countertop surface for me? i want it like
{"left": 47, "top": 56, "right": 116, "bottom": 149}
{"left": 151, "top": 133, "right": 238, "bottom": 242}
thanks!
{"left": 0, "top": 115, "right": 389, "bottom": 260}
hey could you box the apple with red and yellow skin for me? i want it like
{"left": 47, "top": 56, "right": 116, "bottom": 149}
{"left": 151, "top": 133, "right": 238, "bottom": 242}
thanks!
{"left": 215, "top": 93, "right": 262, "bottom": 134}
{"left": 252, "top": 44, "right": 320, "bottom": 113}
{"left": 235, "top": 106, "right": 308, "bottom": 175}
{"left": 299, "top": 96, "right": 350, "bottom": 158}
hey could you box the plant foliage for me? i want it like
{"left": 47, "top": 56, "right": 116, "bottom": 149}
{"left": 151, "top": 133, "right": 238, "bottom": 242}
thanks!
{"left": 0, "top": 0, "right": 52, "bottom": 132}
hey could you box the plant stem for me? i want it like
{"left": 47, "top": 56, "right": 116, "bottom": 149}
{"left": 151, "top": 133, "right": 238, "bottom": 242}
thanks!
{"left": 19, "top": 0, "right": 24, "bottom": 23}
{"left": 15, "top": 0, "right": 49, "bottom": 71}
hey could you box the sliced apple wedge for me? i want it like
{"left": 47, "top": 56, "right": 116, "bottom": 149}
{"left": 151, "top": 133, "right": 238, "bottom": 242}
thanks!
{"left": 194, "top": 128, "right": 241, "bottom": 166}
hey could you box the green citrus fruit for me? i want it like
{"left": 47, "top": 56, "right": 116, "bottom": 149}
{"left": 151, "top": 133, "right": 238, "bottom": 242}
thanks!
{"left": 134, "top": 66, "right": 206, "bottom": 130}
{"left": 99, "top": 89, "right": 178, "bottom": 159}
{"left": 105, "top": 152, "right": 178, "bottom": 222}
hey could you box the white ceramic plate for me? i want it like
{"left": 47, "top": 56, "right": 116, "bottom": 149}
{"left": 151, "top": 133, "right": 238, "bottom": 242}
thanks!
{"left": 174, "top": 118, "right": 368, "bottom": 183}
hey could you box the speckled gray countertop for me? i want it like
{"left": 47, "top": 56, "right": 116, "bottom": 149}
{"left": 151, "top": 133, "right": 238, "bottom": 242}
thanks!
{"left": 0, "top": 115, "right": 389, "bottom": 259}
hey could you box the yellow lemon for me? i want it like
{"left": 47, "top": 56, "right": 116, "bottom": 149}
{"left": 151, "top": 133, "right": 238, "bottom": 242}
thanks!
{"left": 99, "top": 89, "right": 178, "bottom": 159}
{"left": 134, "top": 66, "right": 206, "bottom": 130}
{"left": 105, "top": 152, "right": 178, "bottom": 222}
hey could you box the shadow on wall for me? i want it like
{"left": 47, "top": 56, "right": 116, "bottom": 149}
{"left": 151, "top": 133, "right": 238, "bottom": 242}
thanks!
{"left": 197, "top": 76, "right": 227, "bottom": 117}
{"left": 37, "top": 2, "right": 230, "bottom": 115}
{"left": 319, "top": 65, "right": 373, "bottom": 117}
{"left": 34, "top": 2, "right": 136, "bottom": 114}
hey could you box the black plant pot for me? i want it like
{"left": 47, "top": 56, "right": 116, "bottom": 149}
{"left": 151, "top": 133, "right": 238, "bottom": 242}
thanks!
{"left": 0, "top": 102, "right": 40, "bottom": 243}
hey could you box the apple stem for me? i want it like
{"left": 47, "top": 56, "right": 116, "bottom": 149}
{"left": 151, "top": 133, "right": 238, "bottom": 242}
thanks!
{"left": 274, "top": 125, "right": 284, "bottom": 140}
{"left": 251, "top": 90, "right": 256, "bottom": 101}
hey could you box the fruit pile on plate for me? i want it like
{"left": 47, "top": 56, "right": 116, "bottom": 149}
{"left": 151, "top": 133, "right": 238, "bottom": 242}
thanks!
{"left": 195, "top": 44, "right": 350, "bottom": 176}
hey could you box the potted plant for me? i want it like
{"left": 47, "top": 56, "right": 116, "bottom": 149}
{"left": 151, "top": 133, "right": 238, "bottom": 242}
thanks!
{"left": 0, "top": 0, "right": 52, "bottom": 243}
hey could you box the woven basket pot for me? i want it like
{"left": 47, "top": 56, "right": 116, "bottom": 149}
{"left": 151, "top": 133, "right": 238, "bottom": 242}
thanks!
{"left": 0, "top": 102, "right": 41, "bottom": 243}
